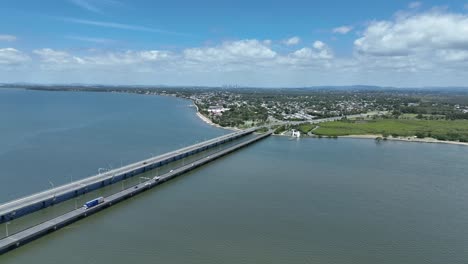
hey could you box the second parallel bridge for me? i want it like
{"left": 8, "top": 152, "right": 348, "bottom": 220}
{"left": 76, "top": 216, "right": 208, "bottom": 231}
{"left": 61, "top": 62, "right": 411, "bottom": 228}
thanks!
{"left": 0, "top": 128, "right": 257, "bottom": 224}
{"left": 0, "top": 131, "right": 272, "bottom": 254}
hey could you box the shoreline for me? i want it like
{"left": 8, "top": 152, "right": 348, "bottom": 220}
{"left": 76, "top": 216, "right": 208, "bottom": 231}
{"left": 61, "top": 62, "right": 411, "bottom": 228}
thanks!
{"left": 158, "top": 93, "right": 468, "bottom": 148}
{"left": 191, "top": 103, "right": 240, "bottom": 131}
{"left": 192, "top": 107, "right": 468, "bottom": 147}
{"left": 273, "top": 133, "right": 468, "bottom": 146}
{"left": 340, "top": 134, "right": 468, "bottom": 147}
{"left": 6, "top": 87, "right": 467, "bottom": 147}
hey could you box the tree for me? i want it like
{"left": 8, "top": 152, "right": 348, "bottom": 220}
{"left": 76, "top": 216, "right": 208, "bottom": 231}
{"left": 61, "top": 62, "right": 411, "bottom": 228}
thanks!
{"left": 415, "top": 132, "right": 426, "bottom": 139}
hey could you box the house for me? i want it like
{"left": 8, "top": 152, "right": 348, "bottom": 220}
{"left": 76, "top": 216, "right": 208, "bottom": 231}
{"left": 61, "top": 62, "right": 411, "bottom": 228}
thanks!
{"left": 208, "top": 105, "right": 229, "bottom": 114}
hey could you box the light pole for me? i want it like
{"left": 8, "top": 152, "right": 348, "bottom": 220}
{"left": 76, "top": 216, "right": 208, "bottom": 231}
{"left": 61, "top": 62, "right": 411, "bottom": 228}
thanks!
{"left": 5, "top": 222, "right": 10, "bottom": 237}
{"left": 48, "top": 180, "right": 55, "bottom": 189}
{"left": 48, "top": 180, "right": 56, "bottom": 201}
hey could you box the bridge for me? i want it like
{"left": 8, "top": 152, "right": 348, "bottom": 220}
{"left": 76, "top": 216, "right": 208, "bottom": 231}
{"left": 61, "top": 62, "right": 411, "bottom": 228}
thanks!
{"left": 0, "top": 128, "right": 260, "bottom": 224}
{"left": 0, "top": 128, "right": 272, "bottom": 254}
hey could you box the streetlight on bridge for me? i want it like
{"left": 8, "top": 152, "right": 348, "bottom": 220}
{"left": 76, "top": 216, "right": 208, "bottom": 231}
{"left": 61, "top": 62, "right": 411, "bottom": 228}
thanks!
{"left": 5, "top": 222, "right": 10, "bottom": 237}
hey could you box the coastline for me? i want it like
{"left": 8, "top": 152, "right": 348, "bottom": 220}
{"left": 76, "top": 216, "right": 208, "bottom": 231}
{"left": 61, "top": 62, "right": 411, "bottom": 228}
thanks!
{"left": 191, "top": 103, "right": 240, "bottom": 131}
{"left": 155, "top": 93, "right": 468, "bottom": 147}
{"left": 340, "top": 134, "right": 468, "bottom": 147}
{"left": 191, "top": 106, "right": 468, "bottom": 147}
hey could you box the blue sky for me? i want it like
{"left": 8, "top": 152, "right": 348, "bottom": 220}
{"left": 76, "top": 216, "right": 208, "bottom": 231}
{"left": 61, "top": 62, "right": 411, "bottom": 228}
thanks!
{"left": 1, "top": 0, "right": 468, "bottom": 87}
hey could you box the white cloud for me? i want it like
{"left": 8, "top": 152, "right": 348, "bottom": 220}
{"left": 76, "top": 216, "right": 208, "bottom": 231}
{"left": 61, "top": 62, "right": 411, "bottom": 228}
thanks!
{"left": 332, "top": 26, "right": 353, "bottom": 34}
{"left": 283, "top": 36, "right": 301, "bottom": 46}
{"left": 291, "top": 41, "right": 333, "bottom": 60}
{"left": 85, "top": 50, "right": 173, "bottom": 65}
{"left": 68, "top": 0, "right": 124, "bottom": 13}
{"left": 69, "top": 0, "right": 100, "bottom": 13}
{"left": 33, "top": 49, "right": 82, "bottom": 65}
{"left": 32, "top": 48, "right": 173, "bottom": 69}
{"left": 5, "top": 8, "right": 468, "bottom": 89}
{"left": 275, "top": 40, "right": 334, "bottom": 69}
{"left": 313, "top": 41, "right": 325, "bottom": 50}
{"left": 184, "top": 39, "right": 276, "bottom": 64}
{"left": 66, "top": 36, "right": 115, "bottom": 44}
{"left": 354, "top": 11, "right": 468, "bottom": 59}
{"left": 436, "top": 49, "right": 468, "bottom": 62}
{"left": 408, "top": 2, "right": 422, "bottom": 9}
{"left": 62, "top": 18, "right": 188, "bottom": 36}
{"left": 0, "top": 35, "right": 17, "bottom": 42}
{"left": 0, "top": 48, "right": 30, "bottom": 65}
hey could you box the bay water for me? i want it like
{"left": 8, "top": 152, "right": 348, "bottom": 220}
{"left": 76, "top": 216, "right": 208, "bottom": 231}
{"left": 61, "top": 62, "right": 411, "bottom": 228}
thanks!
{"left": 1, "top": 88, "right": 468, "bottom": 263}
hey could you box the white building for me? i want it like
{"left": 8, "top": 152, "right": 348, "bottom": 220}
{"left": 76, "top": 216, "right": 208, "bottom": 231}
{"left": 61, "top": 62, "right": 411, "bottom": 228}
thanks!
{"left": 292, "top": 129, "right": 301, "bottom": 138}
{"left": 208, "top": 105, "right": 229, "bottom": 114}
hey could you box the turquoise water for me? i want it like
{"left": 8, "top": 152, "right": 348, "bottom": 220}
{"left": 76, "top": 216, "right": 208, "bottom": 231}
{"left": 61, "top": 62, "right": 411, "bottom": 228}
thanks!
{"left": 1, "top": 88, "right": 468, "bottom": 263}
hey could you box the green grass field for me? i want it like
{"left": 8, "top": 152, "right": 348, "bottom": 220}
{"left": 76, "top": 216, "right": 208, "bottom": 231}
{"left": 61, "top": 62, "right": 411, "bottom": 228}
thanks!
{"left": 313, "top": 119, "right": 468, "bottom": 142}
{"left": 295, "top": 123, "right": 315, "bottom": 134}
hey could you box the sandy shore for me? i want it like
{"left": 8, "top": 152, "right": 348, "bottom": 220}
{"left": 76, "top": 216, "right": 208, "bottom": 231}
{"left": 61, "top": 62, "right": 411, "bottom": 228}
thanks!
{"left": 341, "top": 134, "right": 468, "bottom": 147}
{"left": 192, "top": 104, "right": 240, "bottom": 131}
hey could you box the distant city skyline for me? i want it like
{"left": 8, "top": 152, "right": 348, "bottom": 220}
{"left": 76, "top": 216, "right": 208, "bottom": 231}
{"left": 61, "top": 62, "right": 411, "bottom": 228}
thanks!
{"left": 1, "top": 0, "right": 468, "bottom": 87}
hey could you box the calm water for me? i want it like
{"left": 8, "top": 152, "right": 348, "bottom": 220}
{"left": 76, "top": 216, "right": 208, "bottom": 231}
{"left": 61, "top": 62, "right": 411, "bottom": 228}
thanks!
{"left": 0, "top": 88, "right": 227, "bottom": 201}
{"left": 1, "top": 88, "right": 468, "bottom": 263}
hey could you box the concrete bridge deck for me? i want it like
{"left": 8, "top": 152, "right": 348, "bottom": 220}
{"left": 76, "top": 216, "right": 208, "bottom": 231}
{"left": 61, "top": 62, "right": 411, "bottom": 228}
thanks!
{"left": 0, "top": 128, "right": 257, "bottom": 224}
{"left": 0, "top": 131, "right": 272, "bottom": 254}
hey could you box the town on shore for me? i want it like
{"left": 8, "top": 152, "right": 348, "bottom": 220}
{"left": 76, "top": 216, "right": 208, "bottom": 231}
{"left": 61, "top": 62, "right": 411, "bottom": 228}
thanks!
{"left": 3, "top": 84, "right": 468, "bottom": 146}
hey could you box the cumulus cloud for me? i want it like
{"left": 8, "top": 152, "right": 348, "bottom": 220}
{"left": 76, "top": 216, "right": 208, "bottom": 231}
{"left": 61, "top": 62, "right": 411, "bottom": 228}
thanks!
{"left": 283, "top": 36, "right": 301, "bottom": 46}
{"left": 18, "top": 40, "right": 335, "bottom": 73}
{"left": 184, "top": 39, "right": 276, "bottom": 64}
{"left": 332, "top": 26, "right": 353, "bottom": 34}
{"left": 32, "top": 48, "right": 174, "bottom": 70}
{"left": 275, "top": 40, "right": 335, "bottom": 69}
{"left": 34, "top": 49, "right": 79, "bottom": 64}
{"left": 354, "top": 11, "right": 468, "bottom": 60}
{"left": 85, "top": 50, "right": 173, "bottom": 66}
{"left": 5, "top": 8, "right": 468, "bottom": 88}
{"left": 0, "top": 48, "right": 30, "bottom": 65}
{"left": 0, "top": 35, "right": 17, "bottom": 42}
{"left": 291, "top": 41, "right": 333, "bottom": 60}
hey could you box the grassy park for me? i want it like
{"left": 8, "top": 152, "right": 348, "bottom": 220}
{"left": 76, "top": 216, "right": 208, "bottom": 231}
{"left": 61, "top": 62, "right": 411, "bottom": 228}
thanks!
{"left": 313, "top": 119, "right": 468, "bottom": 142}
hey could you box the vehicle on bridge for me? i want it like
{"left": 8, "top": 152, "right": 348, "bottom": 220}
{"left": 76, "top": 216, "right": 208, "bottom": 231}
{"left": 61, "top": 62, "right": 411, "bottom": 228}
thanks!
{"left": 83, "top": 197, "right": 104, "bottom": 209}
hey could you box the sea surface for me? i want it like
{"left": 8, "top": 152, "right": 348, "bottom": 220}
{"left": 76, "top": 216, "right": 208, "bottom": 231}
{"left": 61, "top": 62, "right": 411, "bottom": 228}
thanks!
{"left": 1, "top": 88, "right": 468, "bottom": 264}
